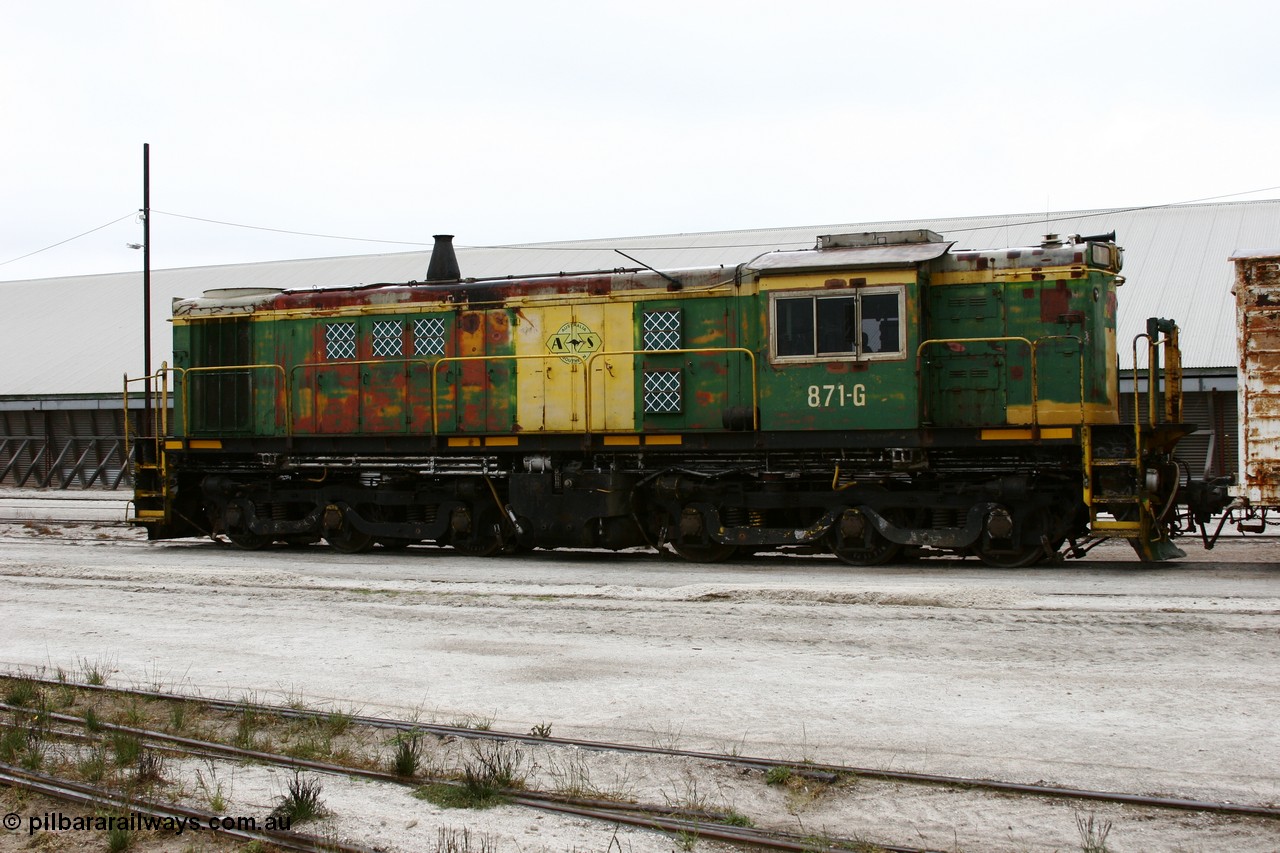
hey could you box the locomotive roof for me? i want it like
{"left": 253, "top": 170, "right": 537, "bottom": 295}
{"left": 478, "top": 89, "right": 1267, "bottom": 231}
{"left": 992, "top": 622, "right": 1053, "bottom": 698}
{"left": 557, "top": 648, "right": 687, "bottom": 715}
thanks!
{"left": 4, "top": 198, "right": 1278, "bottom": 394}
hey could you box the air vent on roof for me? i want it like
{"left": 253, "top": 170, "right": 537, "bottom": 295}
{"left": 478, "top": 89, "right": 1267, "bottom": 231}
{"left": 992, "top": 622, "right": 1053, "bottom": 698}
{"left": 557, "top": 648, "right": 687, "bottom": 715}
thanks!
{"left": 819, "top": 230, "right": 945, "bottom": 249}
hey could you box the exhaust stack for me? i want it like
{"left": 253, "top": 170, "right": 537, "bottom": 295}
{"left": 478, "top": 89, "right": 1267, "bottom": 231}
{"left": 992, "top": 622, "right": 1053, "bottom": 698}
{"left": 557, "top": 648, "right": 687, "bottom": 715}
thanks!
{"left": 426, "top": 234, "right": 461, "bottom": 283}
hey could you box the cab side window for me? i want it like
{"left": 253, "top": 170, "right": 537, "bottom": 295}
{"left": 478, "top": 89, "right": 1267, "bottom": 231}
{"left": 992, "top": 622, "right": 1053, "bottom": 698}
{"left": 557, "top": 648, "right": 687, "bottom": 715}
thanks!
{"left": 771, "top": 287, "right": 903, "bottom": 362}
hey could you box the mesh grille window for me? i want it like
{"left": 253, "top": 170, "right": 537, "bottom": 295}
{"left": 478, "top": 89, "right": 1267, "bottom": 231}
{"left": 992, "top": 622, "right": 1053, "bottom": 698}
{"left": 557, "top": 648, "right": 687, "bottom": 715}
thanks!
{"left": 643, "top": 369, "right": 682, "bottom": 414}
{"left": 413, "top": 317, "right": 446, "bottom": 355}
{"left": 372, "top": 319, "right": 404, "bottom": 358}
{"left": 643, "top": 310, "right": 682, "bottom": 351}
{"left": 325, "top": 322, "right": 356, "bottom": 360}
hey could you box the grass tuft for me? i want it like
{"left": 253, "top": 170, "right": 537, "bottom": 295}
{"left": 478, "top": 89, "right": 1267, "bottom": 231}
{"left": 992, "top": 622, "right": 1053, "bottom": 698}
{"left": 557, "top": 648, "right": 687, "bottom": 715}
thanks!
{"left": 1075, "top": 811, "right": 1113, "bottom": 853}
{"left": 433, "top": 826, "right": 499, "bottom": 853}
{"left": 270, "top": 771, "right": 328, "bottom": 825}
{"left": 4, "top": 675, "right": 42, "bottom": 708}
{"left": 391, "top": 731, "right": 423, "bottom": 778}
{"left": 413, "top": 740, "right": 525, "bottom": 809}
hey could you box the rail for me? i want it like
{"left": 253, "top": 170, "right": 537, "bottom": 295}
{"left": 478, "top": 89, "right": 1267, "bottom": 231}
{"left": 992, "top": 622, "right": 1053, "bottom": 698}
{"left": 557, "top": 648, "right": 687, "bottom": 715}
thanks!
{"left": 151, "top": 348, "right": 757, "bottom": 439}
{"left": 290, "top": 357, "right": 438, "bottom": 435}
{"left": 585, "top": 346, "right": 760, "bottom": 431}
{"left": 122, "top": 364, "right": 172, "bottom": 482}
{"left": 428, "top": 352, "right": 588, "bottom": 434}
{"left": 916, "top": 335, "right": 1086, "bottom": 428}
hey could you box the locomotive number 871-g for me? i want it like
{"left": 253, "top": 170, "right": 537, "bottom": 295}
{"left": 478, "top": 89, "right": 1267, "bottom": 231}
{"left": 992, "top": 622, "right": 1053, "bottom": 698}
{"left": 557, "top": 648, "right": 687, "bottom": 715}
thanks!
{"left": 127, "top": 229, "right": 1194, "bottom": 565}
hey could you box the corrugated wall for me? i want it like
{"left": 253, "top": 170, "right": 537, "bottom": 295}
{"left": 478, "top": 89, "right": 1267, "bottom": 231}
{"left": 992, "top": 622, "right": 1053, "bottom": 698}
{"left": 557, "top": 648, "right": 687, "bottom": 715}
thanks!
{"left": 0, "top": 408, "right": 133, "bottom": 489}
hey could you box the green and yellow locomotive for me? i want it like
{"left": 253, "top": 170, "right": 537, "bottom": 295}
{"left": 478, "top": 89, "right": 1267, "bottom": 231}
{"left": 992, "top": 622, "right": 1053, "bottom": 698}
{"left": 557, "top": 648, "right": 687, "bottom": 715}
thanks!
{"left": 129, "top": 229, "right": 1190, "bottom": 564}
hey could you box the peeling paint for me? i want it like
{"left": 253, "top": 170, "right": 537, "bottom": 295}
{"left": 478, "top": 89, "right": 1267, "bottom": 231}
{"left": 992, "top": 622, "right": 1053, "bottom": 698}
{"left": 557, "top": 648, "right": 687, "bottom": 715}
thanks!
{"left": 1232, "top": 253, "right": 1280, "bottom": 506}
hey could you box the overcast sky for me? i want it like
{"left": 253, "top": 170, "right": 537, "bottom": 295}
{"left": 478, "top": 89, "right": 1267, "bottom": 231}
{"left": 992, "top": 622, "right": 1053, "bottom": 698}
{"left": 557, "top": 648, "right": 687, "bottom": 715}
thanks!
{"left": 3, "top": 0, "right": 1278, "bottom": 282}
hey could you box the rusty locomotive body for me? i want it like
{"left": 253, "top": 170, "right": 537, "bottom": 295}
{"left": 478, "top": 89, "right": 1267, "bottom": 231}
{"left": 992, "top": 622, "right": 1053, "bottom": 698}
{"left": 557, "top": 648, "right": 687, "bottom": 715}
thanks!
{"left": 129, "top": 229, "right": 1199, "bottom": 564}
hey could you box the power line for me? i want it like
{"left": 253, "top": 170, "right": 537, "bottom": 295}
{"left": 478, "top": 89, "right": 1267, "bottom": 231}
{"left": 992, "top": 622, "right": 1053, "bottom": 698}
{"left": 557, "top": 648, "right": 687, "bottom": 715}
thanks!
{"left": 8, "top": 183, "right": 1279, "bottom": 275}
{"left": 943, "top": 185, "right": 1280, "bottom": 236}
{"left": 152, "top": 210, "right": 436, "bottom": 247}
{"left": 0, "top": 212, "right": 137, "bottom": 268}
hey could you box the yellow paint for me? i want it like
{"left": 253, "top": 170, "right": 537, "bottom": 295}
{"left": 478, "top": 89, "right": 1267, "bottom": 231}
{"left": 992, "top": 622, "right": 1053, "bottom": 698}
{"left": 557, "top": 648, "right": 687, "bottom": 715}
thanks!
{"left": 981, "top": 429, "right": 1035, "bottom": 441}
{"left": 929, "top": 266, "right": 1093, "bottom": 286}
{"left": 1006, "top": 402, "right": 1118, "bottom": 425}
{"left": 758, "top": 270, "right": 908, "bottom": 292}
{"left": 448, "top": 437, "right": 481, "bottom": 447}
{"left": 515, "top": 303, "right": 635, "bottom": 432}
{"left": 644, "top": 434, "right": 682, "bottom": 445}
{"left": 188, "top": 439, "right": 223, "bottom": 449}
{"left": 165, "top": 440, "right": 184, "bottom": 450}
{"left": 603, "top": 435, "right": 641, "bottom": 446}
{"left": 980, "top": 427, "right": 1076, "bottom": 441}
{"left": 484, "top": 436, "right": 518, "bottom": 446}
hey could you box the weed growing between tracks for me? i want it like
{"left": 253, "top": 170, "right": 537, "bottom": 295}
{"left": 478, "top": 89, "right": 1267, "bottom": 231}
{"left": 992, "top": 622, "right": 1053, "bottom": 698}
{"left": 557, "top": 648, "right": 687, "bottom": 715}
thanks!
{"left": 271, "top": 769, "right": 329, "bottom": 825}
{"left": 414, "top": 740, "right": 528, "bottom": 810}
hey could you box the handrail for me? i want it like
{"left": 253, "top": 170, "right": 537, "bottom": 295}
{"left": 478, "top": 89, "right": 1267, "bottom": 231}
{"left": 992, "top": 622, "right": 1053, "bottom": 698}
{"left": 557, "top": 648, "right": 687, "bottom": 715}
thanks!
{"left": 1030, "top": 335, "right": 1085, "bottom": 425}
{"left": 291, "top": 358, "right": 437, "bottom": 436}
{"left": 916, "top": 336, "right": 1037, "bottom": 426}
{"left": 585, "top": 347, "right": 760, "bottom": 432}
{"left": 181, "top": 364, "right": 286, "bottom": 436}
{"left": 917, "top": 335, "right": 1089, "bottom": 429}
{"left": 162, "top": 347, "right": 760, "bottom": 441}
{"left": 1130, "top": 330, "right": 1181, "bottom": 430}
{"left": 123, "top": 364, "right": 175, "bottom": 456}
{"left": 429, "top": 353, "right": 588, "bottom": 434}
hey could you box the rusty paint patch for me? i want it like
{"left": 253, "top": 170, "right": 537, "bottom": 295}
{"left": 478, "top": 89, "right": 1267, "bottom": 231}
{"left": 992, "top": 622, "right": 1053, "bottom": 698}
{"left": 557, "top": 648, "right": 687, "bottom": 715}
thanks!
{"left": 1234, "top": 253, "right": 1280, "bottom": 506}
{"left": 1039, "top": 282, "right": 1070, "bottom": 323}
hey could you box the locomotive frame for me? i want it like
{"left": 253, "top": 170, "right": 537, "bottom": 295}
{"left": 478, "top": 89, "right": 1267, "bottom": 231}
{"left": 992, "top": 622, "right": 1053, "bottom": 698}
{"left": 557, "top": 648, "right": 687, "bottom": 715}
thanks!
{"left": 126, "top": 229, "right": 1195, "bottom": 565}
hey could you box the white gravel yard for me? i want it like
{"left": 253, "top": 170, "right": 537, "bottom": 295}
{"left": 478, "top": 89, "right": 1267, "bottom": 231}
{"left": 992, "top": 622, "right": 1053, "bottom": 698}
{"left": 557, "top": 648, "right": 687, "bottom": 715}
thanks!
{"left": 0, "top": 500, "right": 1277, "bottom": 852}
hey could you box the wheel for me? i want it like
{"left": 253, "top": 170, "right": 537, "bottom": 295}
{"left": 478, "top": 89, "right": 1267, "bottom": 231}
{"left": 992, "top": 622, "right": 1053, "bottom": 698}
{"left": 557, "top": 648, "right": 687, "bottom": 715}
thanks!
{"left": 227, "top": 530, "right": 271, "bottom": 550}
{"left": 975, "top": 507, "right": 1053, "bottom": 568}
{"left": 325, "top": 526, "right": 374, "bottom": 553}
{"left": 451, "top": 508, "right": 505, "bottom": 557}
{"left": 669, "top": 541, "right": 738, "bottom": 563}
{"left": 323, "top": 507, "right": 375, "bottom": 554}
{"left": 829, "top": 525, "right": 901, "bottom": 563}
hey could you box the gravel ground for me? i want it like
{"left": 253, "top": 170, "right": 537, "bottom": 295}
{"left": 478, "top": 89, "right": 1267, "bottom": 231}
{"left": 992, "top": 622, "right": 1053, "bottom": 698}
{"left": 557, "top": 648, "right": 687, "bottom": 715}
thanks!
{"left": 0, "top": 497, "right": 1277, "bottom": 852}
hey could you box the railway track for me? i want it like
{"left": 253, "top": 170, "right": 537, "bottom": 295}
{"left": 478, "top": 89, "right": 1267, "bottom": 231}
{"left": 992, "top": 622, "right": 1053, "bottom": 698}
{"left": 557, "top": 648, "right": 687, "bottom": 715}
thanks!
{"left": 0, "top": 695, "right": 926, "bottom": 853}
{"left": 2, "top": 675, "right": 1276, "bottom": 853}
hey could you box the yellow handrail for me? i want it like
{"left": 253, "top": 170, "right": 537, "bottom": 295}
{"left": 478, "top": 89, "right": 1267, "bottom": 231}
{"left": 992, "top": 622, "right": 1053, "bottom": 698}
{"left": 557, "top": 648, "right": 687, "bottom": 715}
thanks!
{"left": 585, "top": 347, "right": 759, "bottom": 432}
{"left": 291, "top": 358, "right": 439, "bottom": 436}
{"left": 1030, "top": 335, "right": 1085, "bottom": 425}
{"left": 916, "top": 336, "right": 1037, "bottom": 426}
{"left": 429, "top": 353, "right": 588, "bottom": 434}
{"left": 181, "top": 364, "right": 287, "bottom": 436}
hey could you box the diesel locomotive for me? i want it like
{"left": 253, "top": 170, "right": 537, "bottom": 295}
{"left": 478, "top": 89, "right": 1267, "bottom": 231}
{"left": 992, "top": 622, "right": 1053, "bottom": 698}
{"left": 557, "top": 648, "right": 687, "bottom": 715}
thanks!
{"left": 127, "top": 229, "right": 1195, "bottom": 564}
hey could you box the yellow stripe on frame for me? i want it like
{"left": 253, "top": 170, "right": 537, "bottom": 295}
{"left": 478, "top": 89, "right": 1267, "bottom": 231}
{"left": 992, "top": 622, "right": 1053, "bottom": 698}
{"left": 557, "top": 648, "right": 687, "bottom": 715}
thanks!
{"left": 164, "top": 440, "right": 184, "bottom": 450}
{"left": 603, "top": 435, "right": 641, "bottom": 446}
{"left": 980, "top": 428, "right": 1075, "bottom": 441}
{"left": 188, "top": 439, "right": 223, "bottom": 449}
{"left": 644, "top": 435, "right": 683, "bottom": 446}
{"left": 448, "top": 437, "right": 482, "bottom": 448}
{"left": 980, "top": 429, "right": 1034, "bottom": 441}
{"left": 484, "top": 436, "right": 518, "bottom": 447}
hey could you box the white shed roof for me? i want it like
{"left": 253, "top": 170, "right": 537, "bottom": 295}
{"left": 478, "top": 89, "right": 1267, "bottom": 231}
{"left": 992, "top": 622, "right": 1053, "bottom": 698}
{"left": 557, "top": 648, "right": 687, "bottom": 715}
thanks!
{"left": 2, "top": 199, "right": 1274, "bottom": 396}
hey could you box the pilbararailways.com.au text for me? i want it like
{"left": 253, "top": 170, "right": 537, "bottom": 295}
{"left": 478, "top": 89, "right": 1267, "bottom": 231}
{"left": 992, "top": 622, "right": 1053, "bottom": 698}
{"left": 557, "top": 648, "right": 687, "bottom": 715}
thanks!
{"left": 10, "top": 810, "right": 291, "bottom": 836}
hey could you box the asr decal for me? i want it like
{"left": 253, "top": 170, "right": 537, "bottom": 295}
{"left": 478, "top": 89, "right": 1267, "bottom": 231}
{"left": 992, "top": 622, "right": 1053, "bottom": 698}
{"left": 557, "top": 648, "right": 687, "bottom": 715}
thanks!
{"left": 546, "top": 322, "right": 601, "bottom": 363}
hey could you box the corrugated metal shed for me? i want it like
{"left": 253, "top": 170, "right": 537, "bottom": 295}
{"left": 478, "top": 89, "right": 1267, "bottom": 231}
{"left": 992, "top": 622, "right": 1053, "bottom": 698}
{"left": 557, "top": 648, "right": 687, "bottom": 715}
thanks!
{"left": 2, "top": 199, "right": 1275, "bottom": 396}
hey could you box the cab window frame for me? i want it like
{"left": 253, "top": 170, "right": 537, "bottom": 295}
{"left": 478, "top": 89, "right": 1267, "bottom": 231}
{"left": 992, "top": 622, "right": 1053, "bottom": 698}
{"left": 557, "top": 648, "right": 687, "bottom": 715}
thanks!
{"left": 768, "top": 285, "right": 906, "bottom": 364}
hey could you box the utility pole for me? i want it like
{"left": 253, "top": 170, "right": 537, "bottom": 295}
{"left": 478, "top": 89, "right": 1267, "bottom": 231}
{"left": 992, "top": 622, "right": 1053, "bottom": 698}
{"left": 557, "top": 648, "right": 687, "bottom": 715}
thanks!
{"left": 143, "top": 142, "right": 151, "bottom": 381}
